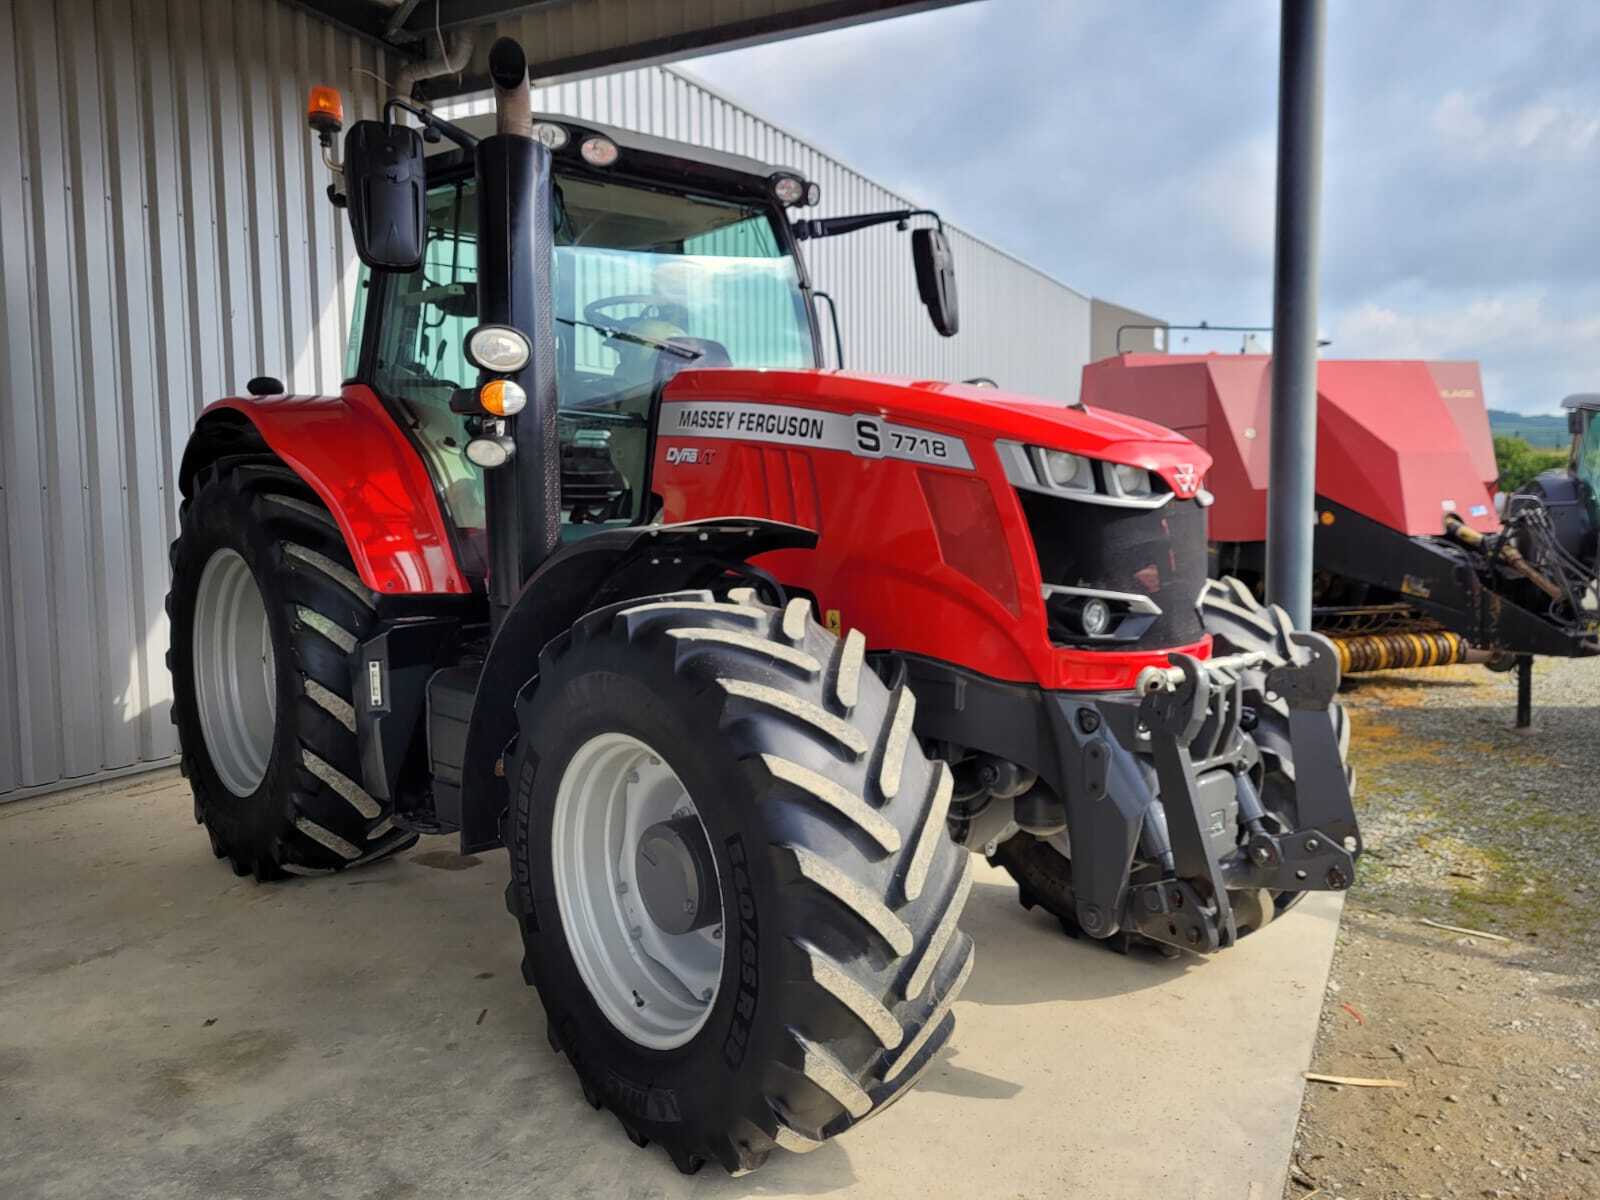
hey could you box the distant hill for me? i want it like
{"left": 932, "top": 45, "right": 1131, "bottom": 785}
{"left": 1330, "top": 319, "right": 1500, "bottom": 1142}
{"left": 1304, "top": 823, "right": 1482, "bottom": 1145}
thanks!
{"left": 1489, "top": 408, "right": 1569, "bottom": 448}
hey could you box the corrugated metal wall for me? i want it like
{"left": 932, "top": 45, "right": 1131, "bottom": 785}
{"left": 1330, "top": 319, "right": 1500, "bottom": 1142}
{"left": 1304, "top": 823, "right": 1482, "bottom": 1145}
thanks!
{"left": 1, "top": 7, "right": 1091, "bottom": 798}
{"left": 445, "top": 67, "right": 1091, "bottom": 394}
{"left": 0, "top": 0, "right": 395, "bottom": 796}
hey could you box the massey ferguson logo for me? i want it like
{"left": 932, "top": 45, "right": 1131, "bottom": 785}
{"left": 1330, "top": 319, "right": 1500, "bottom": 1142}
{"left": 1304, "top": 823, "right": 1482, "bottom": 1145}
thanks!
{"left": 665, "top": 446, "right": 715, "bottom": 466}
{"left": 1173, "top": 463, "right": 1200, "bottom": 493}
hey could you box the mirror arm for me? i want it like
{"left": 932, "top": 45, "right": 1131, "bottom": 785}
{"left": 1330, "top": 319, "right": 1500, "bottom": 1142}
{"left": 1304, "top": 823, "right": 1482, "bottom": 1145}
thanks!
{"left": 317, "top": 131, "right": 347, "bottom": 208}
{"left": 792, "top": 208, "right": 943, "bottom": 241}
{"left": 383, "top": 97, "right": 479, "bottom": 151}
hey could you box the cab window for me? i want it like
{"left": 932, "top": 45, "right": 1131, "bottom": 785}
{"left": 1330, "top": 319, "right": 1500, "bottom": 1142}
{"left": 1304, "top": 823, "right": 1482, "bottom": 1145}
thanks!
{"left": 363, "top": 171, "right": 814, "bottom": 545}
{"left": 1575, "top": 408, "right": 1600, "bottom": 519}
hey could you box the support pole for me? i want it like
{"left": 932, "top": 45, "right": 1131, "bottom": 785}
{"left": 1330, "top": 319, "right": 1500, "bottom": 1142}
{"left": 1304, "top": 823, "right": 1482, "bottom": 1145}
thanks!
{"left": 1515, "top": 655, "right": 1533, "bottom": 730}
{"left": 1264, "top": 0, "right": 1327, "bottom": 628}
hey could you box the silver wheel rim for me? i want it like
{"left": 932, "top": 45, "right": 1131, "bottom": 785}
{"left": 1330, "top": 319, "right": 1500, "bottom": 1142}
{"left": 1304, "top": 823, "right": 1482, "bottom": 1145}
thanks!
{"left": 551, "top": 732, "right": 725, "bottom": 1049}
{"left": 192, "top": 548, "right": 277, "bottom": 797}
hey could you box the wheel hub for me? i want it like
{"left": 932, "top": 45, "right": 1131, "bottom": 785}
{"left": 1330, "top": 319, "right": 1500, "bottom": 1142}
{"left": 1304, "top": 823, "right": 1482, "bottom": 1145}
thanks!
{"left": 551, "top": 733, "right": 725, "bottom": 1049}
{"left": 635, "top": 816, "right": 719, "bottom": 936}
{"left": 192, "top": 548, "right": 277, "bottom": 797}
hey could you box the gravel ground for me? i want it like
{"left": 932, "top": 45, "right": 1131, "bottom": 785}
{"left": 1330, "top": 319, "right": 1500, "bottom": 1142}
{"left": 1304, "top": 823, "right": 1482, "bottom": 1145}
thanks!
{"left": 1339, "top": 656, "right": 1600, "bottom": 967}
{"left": 1284, "top": 656, "right": 1600, "bottom": 1200}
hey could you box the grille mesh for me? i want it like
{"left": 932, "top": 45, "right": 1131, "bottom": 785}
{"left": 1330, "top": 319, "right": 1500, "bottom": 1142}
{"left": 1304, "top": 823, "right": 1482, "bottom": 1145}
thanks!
{"left": 1019, "top": 491, "right": 1208, "bottom": 650}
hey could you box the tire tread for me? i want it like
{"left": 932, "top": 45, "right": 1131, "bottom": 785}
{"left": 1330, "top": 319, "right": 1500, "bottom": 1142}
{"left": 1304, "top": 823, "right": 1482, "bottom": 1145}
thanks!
{"left": 505, "top": 588, "right": 974, "bottom": 1174}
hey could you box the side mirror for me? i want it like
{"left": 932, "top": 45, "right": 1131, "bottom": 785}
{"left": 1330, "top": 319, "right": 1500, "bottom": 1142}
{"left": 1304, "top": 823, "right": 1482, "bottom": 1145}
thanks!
{"left": 343, "top": 120, "right": 427, "bottom": 271}
{"left": 912, "top": 227, "right": 959, "bottom": 337}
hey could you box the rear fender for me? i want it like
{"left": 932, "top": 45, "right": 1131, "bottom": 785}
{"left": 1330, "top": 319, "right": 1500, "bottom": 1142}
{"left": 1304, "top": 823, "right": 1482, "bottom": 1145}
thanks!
{"left": 456, "top": 518, "right": 818, "bottom": 852}
{"left": 181, "top": 386, "right": 471, "bottom": 596}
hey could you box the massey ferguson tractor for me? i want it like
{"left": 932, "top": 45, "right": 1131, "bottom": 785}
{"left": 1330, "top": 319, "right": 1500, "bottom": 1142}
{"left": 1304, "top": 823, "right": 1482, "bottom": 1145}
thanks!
{"left": 1083, "top": 354, "right": 1599, "bottom": 719}
{"left": 167, "top": 39, "right": 1358, "bottom": 1175}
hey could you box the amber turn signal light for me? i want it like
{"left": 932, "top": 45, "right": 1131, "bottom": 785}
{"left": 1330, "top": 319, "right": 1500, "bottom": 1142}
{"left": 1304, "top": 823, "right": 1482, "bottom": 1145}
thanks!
{"left": 480, "top": 379, "right": 527, "bottom": 417}
{"left": 307, "top": 85, "right": 344, "bottom": 135}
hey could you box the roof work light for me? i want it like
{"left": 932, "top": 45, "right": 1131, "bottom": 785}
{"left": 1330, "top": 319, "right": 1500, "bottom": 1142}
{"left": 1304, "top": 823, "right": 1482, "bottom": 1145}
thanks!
{"left": 771, "top": 174, "right": 805, "bottom": 206}
{"left": 466, "top": 324, "right": 532, "bottom": 374}
{"left": 580, "top": 135, "right": 619, "bottom": 167}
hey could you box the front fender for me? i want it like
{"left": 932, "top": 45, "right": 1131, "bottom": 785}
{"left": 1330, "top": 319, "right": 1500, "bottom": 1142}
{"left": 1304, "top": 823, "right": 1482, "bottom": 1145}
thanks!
{"left": 457, "top": 518, "right": 817, "bottom": 851}
{"left": 182, "top": 385, "right": 471, "bottom": 595}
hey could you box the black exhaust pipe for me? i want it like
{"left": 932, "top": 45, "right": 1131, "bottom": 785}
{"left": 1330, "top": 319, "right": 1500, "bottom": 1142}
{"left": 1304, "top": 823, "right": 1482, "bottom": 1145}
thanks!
{"left": 477, "top": 38, "right": 559, "bottom": 619}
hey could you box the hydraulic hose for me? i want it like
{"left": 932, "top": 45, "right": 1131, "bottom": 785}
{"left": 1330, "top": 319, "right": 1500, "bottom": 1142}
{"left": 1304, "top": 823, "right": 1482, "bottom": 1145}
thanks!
{"left": 1444, "top": 513, "right": 1565, "bottom": 603}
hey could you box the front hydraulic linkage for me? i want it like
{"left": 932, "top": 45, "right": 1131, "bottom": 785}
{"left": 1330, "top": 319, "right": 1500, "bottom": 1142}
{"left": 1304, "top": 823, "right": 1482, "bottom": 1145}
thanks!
{"left": 1132, "top": 653, "right": 1240, "bottom": 953}
{"left": 1128, "top": 633, "right": 1359, "bottom": 954}
{"left": 1225, "top": 627, "right": 1361, "bottom": 892}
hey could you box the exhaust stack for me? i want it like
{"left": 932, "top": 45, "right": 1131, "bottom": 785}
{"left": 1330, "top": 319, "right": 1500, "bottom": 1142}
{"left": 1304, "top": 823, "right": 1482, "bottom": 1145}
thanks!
{"left": 489, "top": 36, "right": 533, "bottom": 137}
{"left": 477, "top": 37, "right": 560, "bottom": 619}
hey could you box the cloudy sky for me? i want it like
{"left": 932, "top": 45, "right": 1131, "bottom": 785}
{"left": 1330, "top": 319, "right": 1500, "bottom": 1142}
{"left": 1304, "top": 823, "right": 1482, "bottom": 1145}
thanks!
{"left": 686, "top": 1, "right": 1600, "bottom": 414}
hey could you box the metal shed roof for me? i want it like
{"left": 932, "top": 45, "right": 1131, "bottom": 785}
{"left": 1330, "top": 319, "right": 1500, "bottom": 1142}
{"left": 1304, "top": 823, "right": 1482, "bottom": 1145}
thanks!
{"left": 290, "top": 0, "right": 976, "bottom": 94}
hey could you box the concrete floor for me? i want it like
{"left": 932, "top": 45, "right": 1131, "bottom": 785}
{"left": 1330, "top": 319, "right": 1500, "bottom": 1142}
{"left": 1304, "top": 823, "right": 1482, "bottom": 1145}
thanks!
{"left": 1, "top": 769, "right": 1342, "bottom": 1200}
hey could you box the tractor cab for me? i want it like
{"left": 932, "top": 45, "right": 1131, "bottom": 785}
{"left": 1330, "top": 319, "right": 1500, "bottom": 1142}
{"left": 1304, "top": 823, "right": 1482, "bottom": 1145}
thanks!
{"left": 343, "top": 105, "right": 956, "bottom": 584}
{"left": 361, "top": 112, "right": 819, "bottom": 567}
{"left": 1564, "top": 393, "right": 1600, "bottom": 513}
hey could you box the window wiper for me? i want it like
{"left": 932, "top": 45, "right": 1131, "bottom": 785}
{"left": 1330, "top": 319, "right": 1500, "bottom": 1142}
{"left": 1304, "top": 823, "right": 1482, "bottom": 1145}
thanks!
{"left": 556, "top": 316, "right": 702, "bottom": 360}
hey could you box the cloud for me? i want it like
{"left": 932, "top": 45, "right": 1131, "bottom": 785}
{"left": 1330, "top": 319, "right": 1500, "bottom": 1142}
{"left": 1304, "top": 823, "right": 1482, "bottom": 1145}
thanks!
{"left": 1431, "top": 89, "right": 1600, "bottom": 164}
{"left": 1332, "top": 290, "right": 1600, "bottom": 411}
{"left": 1335, "top": 293, "right": 1600, "bottom": 361}
{"left": 683, "top": 0, "right": 1600, "bottom": 414}
{"left": 1187, "top": 134, "right": 1277, "bottom": 265}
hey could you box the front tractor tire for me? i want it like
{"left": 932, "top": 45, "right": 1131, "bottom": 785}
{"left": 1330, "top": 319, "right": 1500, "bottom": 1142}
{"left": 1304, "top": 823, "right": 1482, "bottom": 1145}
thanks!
{"left": 167, "top": 459, "right": 416, "bottom": 879}
{"left": 505, "top": 590, "right": 975, "bottom": 1175}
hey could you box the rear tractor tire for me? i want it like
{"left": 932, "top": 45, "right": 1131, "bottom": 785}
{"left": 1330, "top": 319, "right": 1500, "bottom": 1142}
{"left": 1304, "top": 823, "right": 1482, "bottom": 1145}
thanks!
{"left": 167, "top": 459, "right": 416, "bottom": 880}
{"left": 505, "top": 589, "right": 975, "bottom": 1174}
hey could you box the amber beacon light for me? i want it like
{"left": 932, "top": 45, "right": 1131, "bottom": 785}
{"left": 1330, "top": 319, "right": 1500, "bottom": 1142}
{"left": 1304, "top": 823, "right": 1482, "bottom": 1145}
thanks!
{"left": 306, "top": 85, "right": 344, "bottom": 135}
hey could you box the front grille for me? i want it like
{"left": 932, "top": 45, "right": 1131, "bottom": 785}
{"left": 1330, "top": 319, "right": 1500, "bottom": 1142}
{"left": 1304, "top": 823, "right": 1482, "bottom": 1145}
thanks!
{"left": 1018, "top": 490, "right": 1208, "bottom": 650}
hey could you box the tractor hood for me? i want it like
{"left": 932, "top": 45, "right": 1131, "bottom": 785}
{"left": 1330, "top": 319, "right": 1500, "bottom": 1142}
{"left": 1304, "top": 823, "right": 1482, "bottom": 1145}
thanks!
{"left": 661, "top": 369, "right": 1213, "bottom": 501}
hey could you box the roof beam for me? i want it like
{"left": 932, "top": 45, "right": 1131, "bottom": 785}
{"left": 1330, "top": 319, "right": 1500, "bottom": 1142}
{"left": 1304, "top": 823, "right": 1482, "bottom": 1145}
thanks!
{"left": 287, "top": 1, "right": 977, "bottom": 96}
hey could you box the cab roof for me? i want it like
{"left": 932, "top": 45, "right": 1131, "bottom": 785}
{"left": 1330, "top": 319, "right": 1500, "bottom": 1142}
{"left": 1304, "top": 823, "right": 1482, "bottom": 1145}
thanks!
{"left": 427, "top": 111, "right": 810, "bottom": 205}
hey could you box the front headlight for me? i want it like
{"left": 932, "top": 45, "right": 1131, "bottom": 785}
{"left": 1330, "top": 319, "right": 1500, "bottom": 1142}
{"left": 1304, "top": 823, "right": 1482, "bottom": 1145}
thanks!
{"left": 1109, "top": 462, "right": 1154, "bottom": 497}
{"left": 1040, "top": 449, "right": 1093, "bottom": 491}
{"left": 1075, "top": 596, "right": 1112, "bottom": 637}
{"left": 994, "top": 440, "right": 1173, "bottom": 509}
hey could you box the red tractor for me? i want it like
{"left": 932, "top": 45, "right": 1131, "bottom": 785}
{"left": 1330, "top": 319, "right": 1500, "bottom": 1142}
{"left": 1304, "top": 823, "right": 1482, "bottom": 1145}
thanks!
{"left": 168, "top": 40, "right": 1357, "bottom": 1175}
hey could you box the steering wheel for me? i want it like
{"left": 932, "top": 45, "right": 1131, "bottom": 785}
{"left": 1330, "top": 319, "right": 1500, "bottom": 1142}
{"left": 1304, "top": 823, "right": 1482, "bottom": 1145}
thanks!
{"left": 583, "top": 294, "right": 687, "bottom": 329}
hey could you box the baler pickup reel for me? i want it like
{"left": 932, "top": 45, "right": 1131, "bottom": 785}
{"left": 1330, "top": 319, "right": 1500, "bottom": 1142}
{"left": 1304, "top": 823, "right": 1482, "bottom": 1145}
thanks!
{"left": 1125, "top": 620, "right": 1358, "bottom": 954}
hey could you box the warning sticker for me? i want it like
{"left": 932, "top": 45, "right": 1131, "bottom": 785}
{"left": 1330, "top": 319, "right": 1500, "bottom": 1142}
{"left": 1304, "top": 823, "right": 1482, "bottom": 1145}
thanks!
{"left": 657, "top": 400, "right": 974, "bottom": 470}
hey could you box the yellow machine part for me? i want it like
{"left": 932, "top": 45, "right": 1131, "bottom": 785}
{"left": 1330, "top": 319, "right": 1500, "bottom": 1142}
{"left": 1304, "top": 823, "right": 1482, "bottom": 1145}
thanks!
{"left": 1332, "top": 630, "right": 1470, "bottom": 673}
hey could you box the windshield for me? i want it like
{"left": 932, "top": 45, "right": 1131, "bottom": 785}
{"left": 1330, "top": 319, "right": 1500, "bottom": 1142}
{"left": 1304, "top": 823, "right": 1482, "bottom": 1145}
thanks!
{"left": 366, "top": 170, "right": 813, "bottom": 547}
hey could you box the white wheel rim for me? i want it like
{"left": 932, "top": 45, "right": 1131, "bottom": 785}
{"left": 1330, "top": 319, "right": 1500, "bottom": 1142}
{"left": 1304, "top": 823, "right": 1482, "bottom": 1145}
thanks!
{"left": 551, "top": 732, "right": 725, "bottom": 1049}
{"left": 192, "top": 548, "right": 277, "bottom": 797}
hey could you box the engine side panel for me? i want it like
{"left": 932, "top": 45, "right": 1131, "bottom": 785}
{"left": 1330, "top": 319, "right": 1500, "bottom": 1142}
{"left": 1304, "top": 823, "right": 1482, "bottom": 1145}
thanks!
{"left": 653, "top": 370, "right": 1211, "bottom": 690}
{"left": 189, "top": 386, "right": 471, "bottom": 596}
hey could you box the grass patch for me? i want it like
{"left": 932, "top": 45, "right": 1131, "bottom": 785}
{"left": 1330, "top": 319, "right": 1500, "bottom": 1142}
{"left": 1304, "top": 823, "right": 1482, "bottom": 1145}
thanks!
{"left": 1447, "top": 851, "right": 1576, "bottom": 938}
